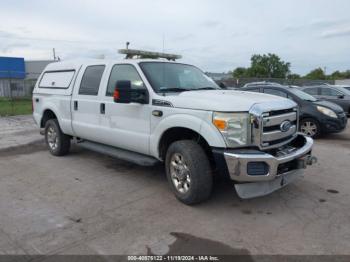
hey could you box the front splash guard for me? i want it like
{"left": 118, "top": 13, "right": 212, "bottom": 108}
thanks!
{"left": 234, "top": 169, "right": 304, "bottom": 199}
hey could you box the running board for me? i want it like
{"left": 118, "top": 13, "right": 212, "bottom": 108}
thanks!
{"left": 76, "top": 140, "right": 158, "bottom": 166}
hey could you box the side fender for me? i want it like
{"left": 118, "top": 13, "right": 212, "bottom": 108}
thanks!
{"left": 150, "top": 114, "right": 226, "bottom": 159}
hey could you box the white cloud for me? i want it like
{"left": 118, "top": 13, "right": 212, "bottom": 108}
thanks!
{"left": 0, "top": 0, "right": 349, "bottom": 74}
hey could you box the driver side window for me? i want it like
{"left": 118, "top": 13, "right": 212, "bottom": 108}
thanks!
{"left": 106, "top": 64, "right": 145, "bottom": 96}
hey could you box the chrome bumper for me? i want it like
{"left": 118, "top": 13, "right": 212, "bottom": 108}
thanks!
{"left": 224, "top": 134, "right": 315, "bottom": 183}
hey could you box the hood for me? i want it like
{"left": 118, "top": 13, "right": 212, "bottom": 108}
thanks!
{"left": 162, "top": 90, "right": 296, "bottom": 112}
{"left": 313, "top": 100, "right": 344, "bottom": 114}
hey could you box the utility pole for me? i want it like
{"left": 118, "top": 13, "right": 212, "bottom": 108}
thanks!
{"left": 53, "top": 48, "right": 57, "bottom": 61}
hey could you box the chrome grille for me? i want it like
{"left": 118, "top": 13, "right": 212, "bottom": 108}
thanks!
{"left": 261, "top": 109, "right": 298, "bottom": 147}
{"left": 250, "top": 102, "right": 299, "bottom": 149}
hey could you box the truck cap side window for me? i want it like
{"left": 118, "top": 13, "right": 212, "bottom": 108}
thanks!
{"left": 106, "top": 64, "right": 145, "bottom": 96}
{"left": 79, "top": 65, "right": 105, "bottom": 96}
{"left": 39, "top": 70, "right": 75, "bottom": 89}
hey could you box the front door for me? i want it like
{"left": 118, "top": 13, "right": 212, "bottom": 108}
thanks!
{"left": 98, "top": 64, "right": 151, "bottom": 155}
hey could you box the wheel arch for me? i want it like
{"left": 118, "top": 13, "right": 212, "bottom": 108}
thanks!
{"left": 158, "top": 127, "right": 213, "bottom": 162}
{"left": 41, "top": 108, "right": 59, "bottom": 128}
{"left": 150, "top": 114, "right": 225, "bottom": 160}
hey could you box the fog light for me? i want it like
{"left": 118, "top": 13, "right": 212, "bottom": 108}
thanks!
{"left": 247, "top": 162, "right": 269, "bottom": 176}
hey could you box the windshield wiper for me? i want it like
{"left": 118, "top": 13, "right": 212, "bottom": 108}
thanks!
{"left": 194, "top": 87, "right": 218, "bottom": 91}
{"left": 159, "top": 87, "right": 191, "bottom": 93}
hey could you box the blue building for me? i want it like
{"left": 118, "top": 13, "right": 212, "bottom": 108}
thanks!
{"left": 0, "top": 57, "right": 54, "bottom": 97}
{"left": 0, "top": 57, "right": 26, "bottom": 79}
{"left": 0, "top": 57, "right": 26, "bottom": 97}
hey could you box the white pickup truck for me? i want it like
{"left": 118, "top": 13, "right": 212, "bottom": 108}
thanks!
{"left": 33, "top": 50, "right": 316, "bottom": 204}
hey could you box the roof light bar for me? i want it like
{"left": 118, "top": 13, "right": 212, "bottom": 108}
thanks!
{"left": 118, "top": 49, "right": 182, "bottom": 61}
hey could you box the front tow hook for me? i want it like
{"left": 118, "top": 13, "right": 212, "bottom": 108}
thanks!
{"left": 306, "top": 155, "right": 318, "bottom": 166}
{"left": 298, "top": 155, "right": 317, "bottom": 169}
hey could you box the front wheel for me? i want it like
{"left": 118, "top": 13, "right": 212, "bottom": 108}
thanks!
{"left": 299, "top": 118, "right": 321, "bottom": 138}
{"left": 165, "top": 140, "right": 213, "bottom": 205}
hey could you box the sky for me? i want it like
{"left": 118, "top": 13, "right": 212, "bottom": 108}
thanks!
{"left": 0, "top": 0, "right": 349, "bottom": 75}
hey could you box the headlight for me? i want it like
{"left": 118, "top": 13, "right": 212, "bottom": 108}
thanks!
{"left": 213, "top": 112, "right": 251, "bottom": 147}
{"left": 317, "top": 106, "right": 337, "bottom": 118}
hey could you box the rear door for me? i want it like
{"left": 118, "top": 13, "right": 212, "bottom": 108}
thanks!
{"left": 71, "top": 64, "right": 107, "bottom": 142}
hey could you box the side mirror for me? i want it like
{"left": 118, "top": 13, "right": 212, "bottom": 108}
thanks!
{"left": 113, "top": 80, "right": 149, "bottom": 104}
{"left": 219, "top": 82, "right": 228, "bottom": 89}
{"left": 113, "top": 80, "right": 131, "bottom": 103}
{"left": 338, "top": 94, "right": 344, "bottom": 99}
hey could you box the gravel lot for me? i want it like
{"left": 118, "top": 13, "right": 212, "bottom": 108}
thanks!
{"left": 0, "top": 117, "right": 349, "bottom": 257}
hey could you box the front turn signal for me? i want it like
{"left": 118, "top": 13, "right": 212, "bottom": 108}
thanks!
{"left": 213, "top": 119, "right": 227, "bottom": 131}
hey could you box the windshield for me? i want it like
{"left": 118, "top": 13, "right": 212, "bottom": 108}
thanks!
{"left": 139, "top": 62, "right": 219, "bottom": 93}
{"left": 289, "top": 88, "right": 317, "bottom": 102}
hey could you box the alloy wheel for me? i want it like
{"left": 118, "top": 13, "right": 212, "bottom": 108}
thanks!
{"left": 169, "top": 153, "right": 191, "bottom": 194}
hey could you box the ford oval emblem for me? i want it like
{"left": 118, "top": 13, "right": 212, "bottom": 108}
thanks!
{"left": 280, "top": 121, "right": 292, "bottom": 132}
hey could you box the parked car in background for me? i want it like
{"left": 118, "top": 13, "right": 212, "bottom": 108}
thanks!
{"left": 340, "top": 85, "right": 350, "bottom": 92}
{"left": 301, "top": 84, "right": 350, "bottom": 116}
{"left": 242, "top": 83, "right": 347, "bottom": 138}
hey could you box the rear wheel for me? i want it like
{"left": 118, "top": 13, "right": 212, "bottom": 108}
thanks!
{"left": 45, "top": 119, "right": 71, "bottom": 156}
{"left": 165, "top": 140, "right": 213, "bottom": 205}
{"left": 299, "top": 118, "right": 320, "bottom": 138}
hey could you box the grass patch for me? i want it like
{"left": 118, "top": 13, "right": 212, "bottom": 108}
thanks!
{"left": 0, "top": 97, "right": 32, "bottom": 116}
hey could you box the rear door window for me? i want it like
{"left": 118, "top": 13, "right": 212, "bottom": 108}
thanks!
{"left": 247, "top": 88, "right": 260, "bottom": 92}
{"left": 39, "top": 70, "right": 75, "bottom": 89}
{"left": 79, "top": 65, "right": 105, "bottom": 95}
{"left": 264, "top": 88, "right": 288, "bottom": 98}
{"left": 303, "top": 87, "right": 318, "bottom": 95}
{"left": 320, "top": 87, "right": 342, "bottom": 96}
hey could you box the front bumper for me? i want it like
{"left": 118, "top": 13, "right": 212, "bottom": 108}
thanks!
{"left": 234, "top": 169, "right": 304, "bottom": 199}
{"left": 320, "top": 113, "right": 347, "bottom": 133}
{"left": 212, "top": 134, "right": 316, "bottom": 198}
{"left": 223, "top": 134, "right": 314, "bottom": 182}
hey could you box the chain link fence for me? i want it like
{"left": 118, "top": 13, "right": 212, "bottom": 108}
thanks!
{"left": 221, "top": 77, "right": 335, "bottom": 88}
{"left": 0, "top": 71, "right": 40, "bottom": 116}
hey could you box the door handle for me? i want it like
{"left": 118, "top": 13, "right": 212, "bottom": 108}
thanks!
{"left": 74, "top": 101, "right": 78, "bottom": 111}
{"left": 100, "top": 103, "right": 105, "bottom": 114}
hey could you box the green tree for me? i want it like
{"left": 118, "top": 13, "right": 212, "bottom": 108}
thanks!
{"left": 288, "top": 73, "right": 301, "bottom": 79}
{"left": 329, "top": 70, "right": 350, "bottom": 79}
{"left": 232, "top": 53, "right": 291, "bottom": 79}
{"left": 304, "top": 68, "right": 326, "bottom": 80}
{"left": 249, "top": 53, "right": 290, "bottom": 78}
{"left": 232, "top": 67, "right": 248, "bottom": 78}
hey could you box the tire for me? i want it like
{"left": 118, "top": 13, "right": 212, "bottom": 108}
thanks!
{"left": 299, "top": 118, "right": 321, "bottom": 138}
{"left": 165, "top": 140, "right": 213, "bottom": 205}
{"left": 44, "top": 119, "right": 71, "bottom": 156}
